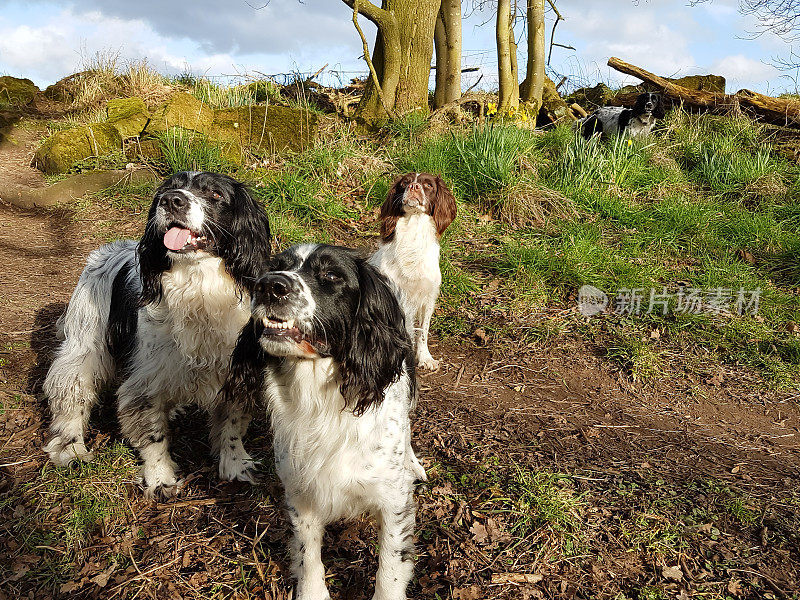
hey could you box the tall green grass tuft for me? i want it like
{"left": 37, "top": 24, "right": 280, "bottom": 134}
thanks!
{"left": 156, "top": 127, "right": 234, "bottom": 173}
{"left": 395, "top": 124, "right": 535, "bottom": 202}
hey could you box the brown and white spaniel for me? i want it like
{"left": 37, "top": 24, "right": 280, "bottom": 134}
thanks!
{"left": 369, "top": 172, "right": 457, "bottom": 370}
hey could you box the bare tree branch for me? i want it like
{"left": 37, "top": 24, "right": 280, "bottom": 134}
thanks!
{"left": 689, "top": 0, "right": 800, "bottom": 41}
{"left": 351, "top": 0, "right": 395, "bottom": 118}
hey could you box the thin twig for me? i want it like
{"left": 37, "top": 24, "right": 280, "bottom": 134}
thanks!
{"left": 352, "top": 0, "right": 395, "bottom": 119}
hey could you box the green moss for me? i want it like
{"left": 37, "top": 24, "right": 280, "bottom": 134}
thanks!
{"left": 0, "top": 76, "right": 39, "bottom": 108}
{"left": 667, "top": 74, "right": 726, "bottom": 94}
{"left": 33, "top": 123, "right": 122, "bottom": 174}
{"left": 145, "top": 91, "right": 214, "bottom": 135}
{"left": 125, "top": 137, "right": 162, "bottom": 162}
{"left": 106, "top": 97, "right": 150, "bottom": 138}
{"left": 541, "top": 76, "right": 572, "bottom": 121}
{"left": 212, "top": 105, "right": 320, "bottom": 155}
{"left": 565, "top": 83, "right": 614, "bottom": 109}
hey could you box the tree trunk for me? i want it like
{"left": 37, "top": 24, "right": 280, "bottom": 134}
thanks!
{"left": 433, "top": 0, "right": 462, "bottom": 108}
{"left": 496, "top": 0, "right": 519, "bottom": 112}
{"left": 520, "top": 0, "right": 545, "bottom": 112}
{"left": 607, "top": 56, "right": 800, "bottom": 128}
{"left": 509, "top": 24, "right": 520, "bottom": 105}
{"left": 347, "top": 0, "right": 440, "bottom": 123}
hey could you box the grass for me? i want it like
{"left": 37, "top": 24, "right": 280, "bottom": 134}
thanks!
{"left": 507, "top": 468, "right": 587, "bottom": 554}
{"left": 30, "top": 85, "right": 800, "bottom": 386}
{"left": 5, "top": 443, "right": 140, "bottom": 587}
{"left": 63, "top": 51, "right": 172, "bottom": 112}
{"left": 156, "top": 127, "right": 235, "bottom": 173}
{"left": 187, "top": 78, "right": 281, "bottom": 109}
{"left": 11, "top": 79, "right": 800, "bottom": 597}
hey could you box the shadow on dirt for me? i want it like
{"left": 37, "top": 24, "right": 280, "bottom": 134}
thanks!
{"left": 25, "top": 302, "right": 65, "bottom": 399}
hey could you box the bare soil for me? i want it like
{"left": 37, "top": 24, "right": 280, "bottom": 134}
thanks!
{"left": 0, "top": 126, "right": 798, "bottom": 598}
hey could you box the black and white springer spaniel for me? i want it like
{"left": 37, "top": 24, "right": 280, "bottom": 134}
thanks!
{"left": 220, "top": 243, "right": 424, "bottom": 600}
{"left": 580, "top": 92, "right": 665, "bottom": 139}
{"left": 369, "top": 173, "right": 457, "bottom": 370}
{"left": 43, "top": 171, "right": 271, "bottom": 498}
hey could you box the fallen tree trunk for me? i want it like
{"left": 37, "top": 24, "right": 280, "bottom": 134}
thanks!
{"left": 607, "top": 56, "right": 800, "bottom": 128}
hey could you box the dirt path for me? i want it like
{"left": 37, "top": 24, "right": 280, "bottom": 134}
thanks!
{"left": 0, "top": 114, "right": 47, "bottom": 191}
{"left": 1, "top": 199, "right": 799, "bottom": 599}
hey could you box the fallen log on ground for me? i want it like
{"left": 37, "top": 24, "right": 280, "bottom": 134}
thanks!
{"left": 607, "top": 56, "right": 800, "bottom": 128}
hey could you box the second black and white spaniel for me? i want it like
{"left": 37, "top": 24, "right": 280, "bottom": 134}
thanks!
{"left": 220, "top": 243, "right": 422, "bottom": 600}
{"left": 580, "top": 92, "right": 665, "bottom": 139}
{"left": 43, "top": 171, "right": 271, "bottom": 498}
{"left": 369, "top": 172, "right": 457, "bottom": 370}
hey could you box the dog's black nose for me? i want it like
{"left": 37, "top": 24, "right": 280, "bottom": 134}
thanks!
{"left": 255, "top": 273, "right": 295, "bottom": 302}
{"left": 159, "top": 191, "right": 187, "bottom": 212}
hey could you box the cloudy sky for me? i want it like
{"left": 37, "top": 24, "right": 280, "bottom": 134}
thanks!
{"left": 0, "top": 0, "right": 796, "bottom": 94}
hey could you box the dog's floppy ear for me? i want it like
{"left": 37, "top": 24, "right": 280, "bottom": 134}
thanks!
{"left": 218, "top": 319, "right": 269, "bottom": 416}
{"left": 652, "top": 94, "right": 667, "bottom": 119}
{"left": 338, "top": 259, "right": 413, "bottom": 415}
{"left": 581, "top": 114, "right": 602, "bottom": 139}
{"left": 138, "top": 196, "right": 171, "bottom": 305}
{"left": 217, "top": 182, "right": 271, "bottom": 295}
{"left": 432, "top": 176, "right": 457, "bottom": 236}
{"left": 379, "top": 177, "right": 406, "bottom": 242}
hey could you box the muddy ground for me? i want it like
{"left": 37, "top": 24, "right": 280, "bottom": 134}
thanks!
{"left": 0, "top": 109, "right": 799, "bottom": 599}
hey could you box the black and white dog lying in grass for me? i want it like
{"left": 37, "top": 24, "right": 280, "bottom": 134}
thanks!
{"left": 43, "top": 171, "right": 271, "bottom": 498}
{"left": 220, "top": 243, "right": 422, "bottom": 600}
{"left": 580, "top": 92, "right": 665, "bottom": 139}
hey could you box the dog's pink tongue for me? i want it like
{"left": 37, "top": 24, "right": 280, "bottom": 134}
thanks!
{"left": 163, "top": 227, "right": 191, "bottom": 251}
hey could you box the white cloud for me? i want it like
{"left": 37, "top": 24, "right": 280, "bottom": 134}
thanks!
{"left": 555, "top": 8, "right": 699, "bottom": 87}
{"left": 0, "top": 23, "right": 75, "bottom": 81}
{"left": 0, "top": 0, "right": 793, "bottom": 95}
{"left": 711, "top": 54, "right": 780, "bottom": 89}
{"left": 0, "top": 2, "right": 372, "bottom": 87}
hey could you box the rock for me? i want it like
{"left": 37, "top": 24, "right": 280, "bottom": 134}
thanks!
{"left": 106, "top": 97, "right": 150, "bottom": 138}
{"left": 211, "top": 105, "right": 320, "bottom": 155}
{"left": 617, "top": 84, "right": 642, "bottom": 96}
{"left": 566, "top": 83, "right": 614, "bottom": 109}
{"left": 662, "top": 74, "right": 726, "bottom": 94}
{"left": 125, "top": 137, "right": 163, "bottom": 161}
{"left": 33, "top": 123, "right": 122, "bottom": 174}
{"left": 0, "top": 76, "right": 39, "bottom": 108}
{"left": 538, "top": 76, "right": 575, "bottom": 125}
{"left": 144, "top": 92, "right": 214, "bottom": 135}
{"left": 1, "top": 169, "right": 158, "bottom": 209}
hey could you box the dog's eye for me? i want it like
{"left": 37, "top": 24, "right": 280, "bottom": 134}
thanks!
{"left": 319, "top": 271, "right": 341, "bottom": 283}
{"left": 423, "top": 181, "right": 432, "bottom": 188}
{"left": 210, "top": 191, "right": 222, "bottom": 200}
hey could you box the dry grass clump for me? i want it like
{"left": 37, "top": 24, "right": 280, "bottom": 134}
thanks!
{"left": 48, "top": 51, "right": 173, "bottom": 112}
{"left": 746, "top": 172, "right": 788, "bottom": 199}
{"left": 491, "top": 180, "right": 579, "bottom": 226}
{"left": 121, "top": 60, "right": 173, "bottom": 108}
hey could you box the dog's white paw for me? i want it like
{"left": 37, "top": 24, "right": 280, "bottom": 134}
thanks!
{"left": 219, "top": 448, "right": 260, "bottom": 484}
{"left": 43, "top": 435, "right": 94, "bottom": 467}
{"left": 140, "top": 458, "right": 182, "bottom": 499}
{"left": 406, "top": 450, "right": 427, "bottom": 482}
{"left": 417, "top": 355, "right": 439, "bottom": 371}
{"left": 143, "top": 480, "right": 184, "bottom": 501}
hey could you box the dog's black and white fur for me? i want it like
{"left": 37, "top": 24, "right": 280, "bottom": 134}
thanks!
{"left": 220, "top": 243, "right": 422, "bottom": 600}
{"left": 580, "top": 92, "right": 665, "bottom": 139}
{"left": 43, "top": 171, "right": 271, "bottom": 497}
